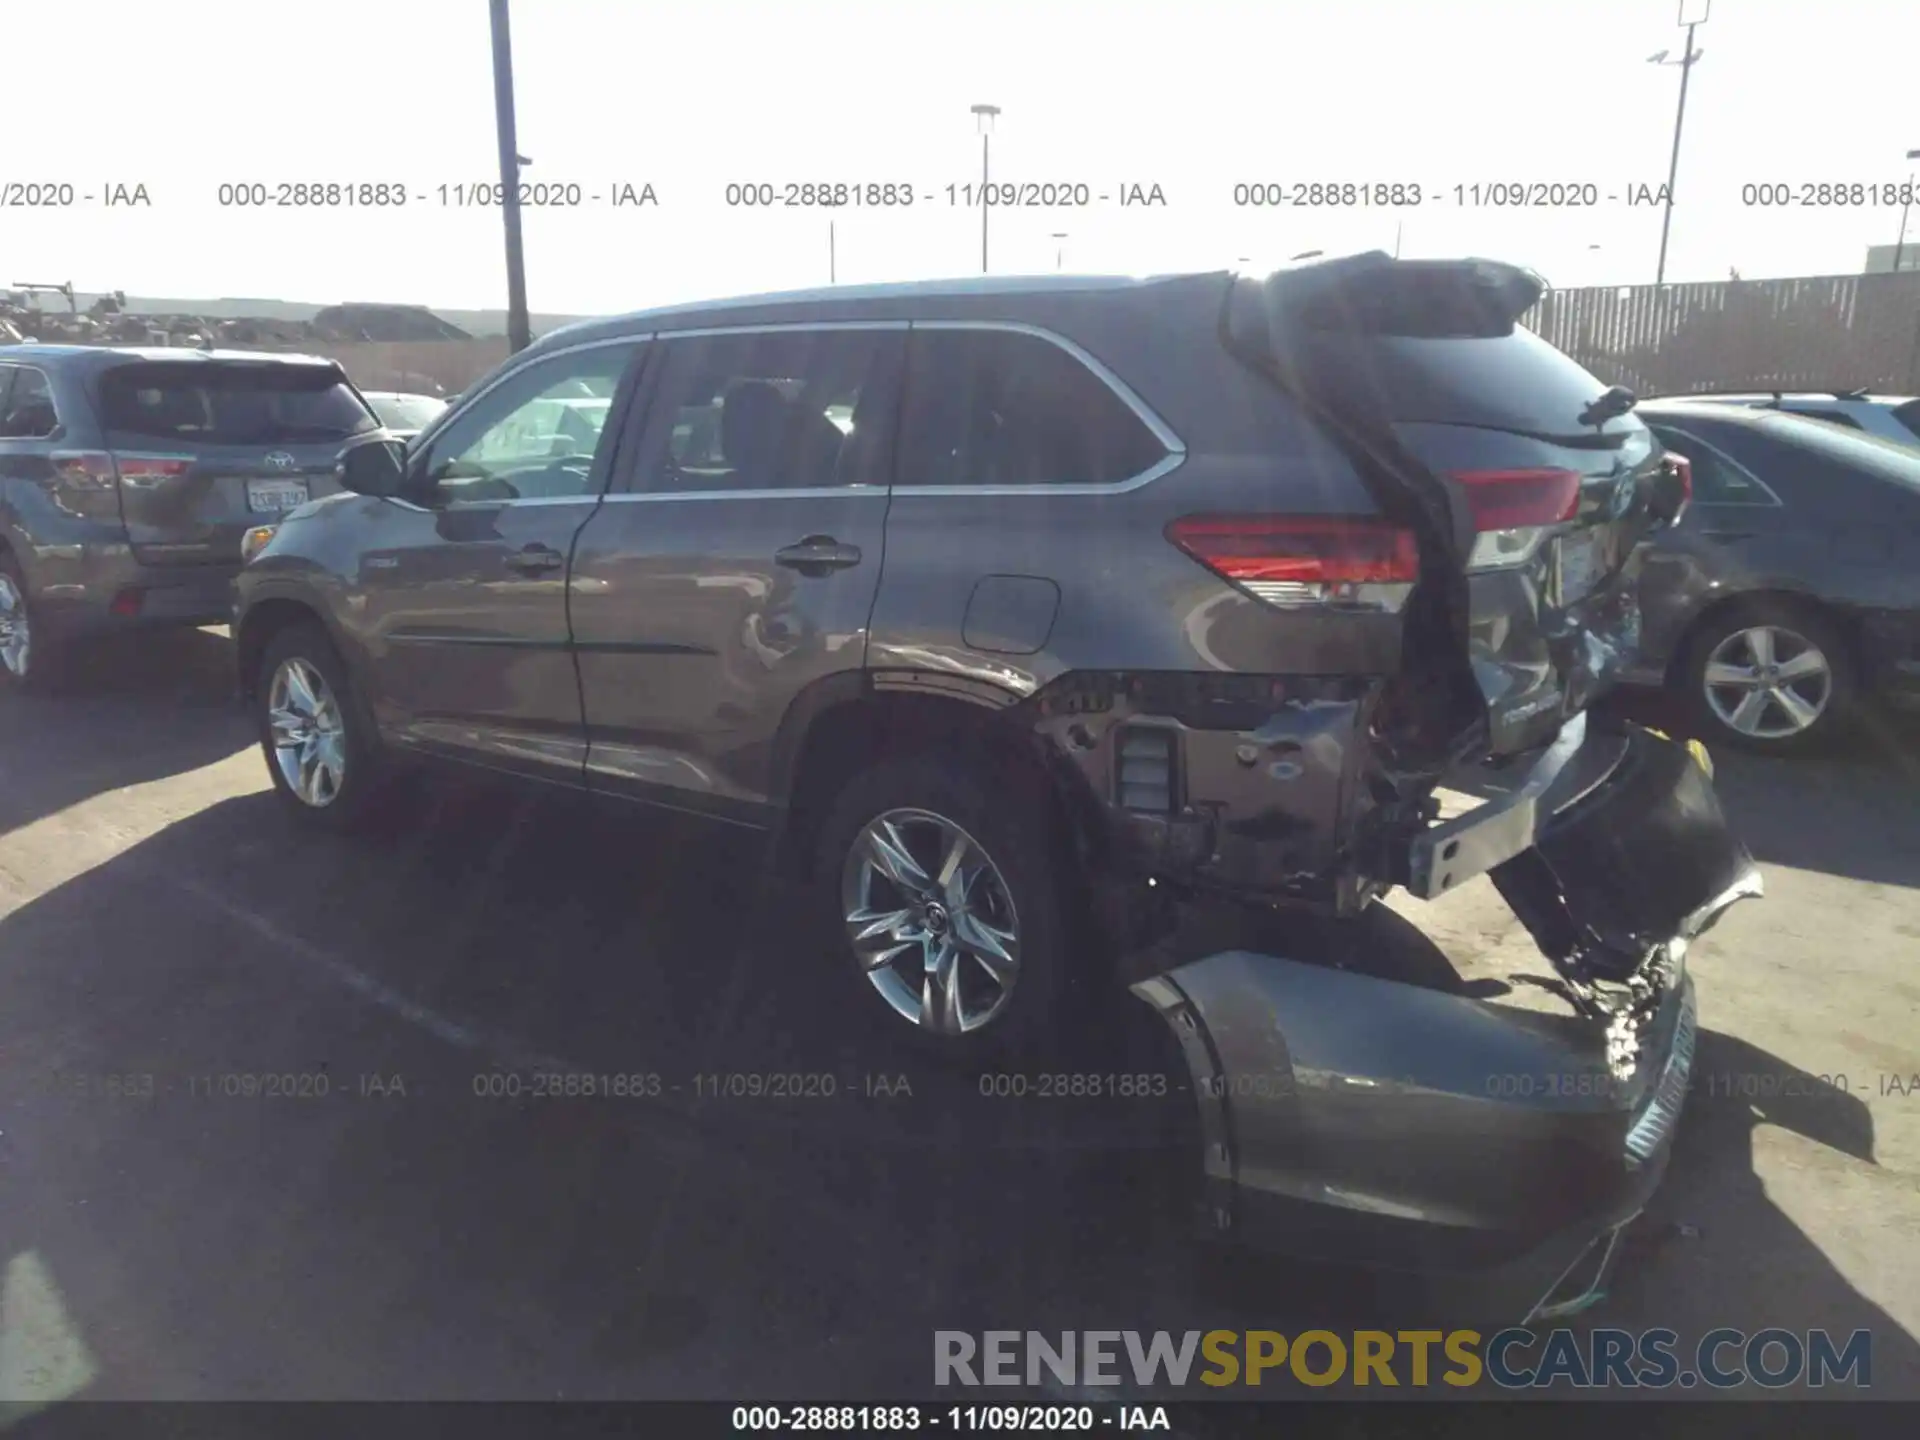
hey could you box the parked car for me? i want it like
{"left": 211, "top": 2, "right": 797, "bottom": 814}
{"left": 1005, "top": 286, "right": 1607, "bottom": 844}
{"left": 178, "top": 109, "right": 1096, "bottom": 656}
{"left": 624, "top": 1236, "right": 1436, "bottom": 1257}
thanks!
{"left": 236, "top": 257, "right": 1760, "bottom": 1311}
{"left": 1629, "top": 399, "right": 1920, "bottom": 752}
{"left": 0, "top": 347, "right": 375, "bottom": 690}
{"left": 360, "top": 390, "right": 448, "bottom": 441}
{"left": 1675, "top": 389, "right": 1920, "bottom": 448}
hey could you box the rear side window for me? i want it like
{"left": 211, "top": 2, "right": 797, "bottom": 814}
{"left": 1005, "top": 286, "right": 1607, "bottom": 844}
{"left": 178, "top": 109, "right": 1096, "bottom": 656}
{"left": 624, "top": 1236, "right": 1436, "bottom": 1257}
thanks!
{"left": 98, "top": 362, "right": 377, "bottom": 445}
{"left": 0, "top": 366, "right": 59, "bottom": 439}
{"left": 1649, "top": 425, "right": 1778, "bottom": 505}
{"left": 628, "top": 327, "right": 904, "bottom": 494}
{"left": 894, "top": 329, "right": 1167, "bottom": 488}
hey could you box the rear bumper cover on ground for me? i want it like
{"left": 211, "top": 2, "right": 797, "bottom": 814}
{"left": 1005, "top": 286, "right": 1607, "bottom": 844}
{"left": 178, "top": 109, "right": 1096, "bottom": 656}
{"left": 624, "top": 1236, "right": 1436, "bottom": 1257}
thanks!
{"left": 1132, "top": 721, "right": 1757, "bottom": 1320}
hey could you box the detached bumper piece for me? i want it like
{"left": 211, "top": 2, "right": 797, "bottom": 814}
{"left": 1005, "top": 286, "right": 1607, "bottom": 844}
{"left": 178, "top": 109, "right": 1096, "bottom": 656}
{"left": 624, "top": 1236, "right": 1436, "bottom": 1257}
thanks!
{"left": 1133, "top": 722, "right": 1755, "bottom": 1323}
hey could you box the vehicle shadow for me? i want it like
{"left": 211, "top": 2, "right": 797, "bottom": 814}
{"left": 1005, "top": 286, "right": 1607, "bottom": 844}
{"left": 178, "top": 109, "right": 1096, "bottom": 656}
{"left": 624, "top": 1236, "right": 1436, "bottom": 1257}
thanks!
{"left": 1601, "top": 1029, "right": 1920, "bottom": 1396}
{"left": 0, "top": 626, "right": 251, "bottom": 840}
{"left": 5, "top": 777, "right": 1910, "bottom": 1399}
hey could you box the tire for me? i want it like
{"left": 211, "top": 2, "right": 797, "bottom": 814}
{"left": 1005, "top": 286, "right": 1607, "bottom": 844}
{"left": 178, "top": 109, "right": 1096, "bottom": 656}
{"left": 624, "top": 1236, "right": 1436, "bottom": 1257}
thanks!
{"left": 814, "top": 753, "right": 1076, "bottom": 1058}
{"left": 0, "top": 551, "right": 61, "bottom": 696}
{"left": 254, "top": 622, "right": 390, "bottom": 830}
{"left": 1677, "top": 599, "right": 1857, "bottom": 755}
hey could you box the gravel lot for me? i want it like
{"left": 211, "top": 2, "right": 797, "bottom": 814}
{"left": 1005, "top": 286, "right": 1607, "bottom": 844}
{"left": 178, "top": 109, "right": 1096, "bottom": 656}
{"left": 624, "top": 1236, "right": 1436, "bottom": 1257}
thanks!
{"left": 2, "top": 628, "right": 1916, "bottom": 1404}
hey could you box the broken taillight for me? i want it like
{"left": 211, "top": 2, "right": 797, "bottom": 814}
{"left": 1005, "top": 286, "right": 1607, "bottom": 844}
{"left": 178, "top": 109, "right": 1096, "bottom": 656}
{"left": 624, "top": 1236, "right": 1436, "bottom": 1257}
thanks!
{"left": 48, "top": 450, "right": 120, "bottom": 519}
{"left": 1166, "top": 514, "right": 1419, "bottom": 610}
{"left": 1452, "top": 467, "right": 1582, "bottom": 572}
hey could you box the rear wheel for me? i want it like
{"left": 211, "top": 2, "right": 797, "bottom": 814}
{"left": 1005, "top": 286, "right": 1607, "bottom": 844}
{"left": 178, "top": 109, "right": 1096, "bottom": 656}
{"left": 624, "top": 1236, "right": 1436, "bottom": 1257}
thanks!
{"left": 815, "top": 755, "right": 1074, "bottom": 1057}
{"left": 1679, "top": 601, "right": 1855, "bottom": 755}
{"left": 255, "top": 623, "right": 389, "bottom": 829}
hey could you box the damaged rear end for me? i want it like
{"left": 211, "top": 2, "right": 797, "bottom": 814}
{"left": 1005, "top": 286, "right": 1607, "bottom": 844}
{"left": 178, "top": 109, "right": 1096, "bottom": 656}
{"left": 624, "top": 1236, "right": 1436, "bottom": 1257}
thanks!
{"left": 1118, "top": 254, "right": 1754, "bottom": 1314}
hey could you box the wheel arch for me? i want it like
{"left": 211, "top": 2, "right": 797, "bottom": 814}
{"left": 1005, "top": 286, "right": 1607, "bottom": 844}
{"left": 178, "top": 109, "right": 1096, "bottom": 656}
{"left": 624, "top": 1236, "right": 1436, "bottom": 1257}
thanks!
{"left": 235, "top": 594, "right": 339, "bottom": 700}
{"left": 768, "top": 672, "right": 1108, "bottom": 892}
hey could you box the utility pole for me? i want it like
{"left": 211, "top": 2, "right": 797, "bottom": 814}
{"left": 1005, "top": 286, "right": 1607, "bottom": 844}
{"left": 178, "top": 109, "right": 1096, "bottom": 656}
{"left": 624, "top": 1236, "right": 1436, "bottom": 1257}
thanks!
{"left": 489, "top": 0, "right": 531, "bottom": 353}
{"left": 1892, "top": 148, "right": 1920, "bottom": 274}
{"left": 830, "top": 220, "right": 837, "bottom": 284}
{"left": 971, "top": 104, "right": 1000, "bottom": 274}
{"left": 1651, "top": 2, "right": 1710, "bottom": 286}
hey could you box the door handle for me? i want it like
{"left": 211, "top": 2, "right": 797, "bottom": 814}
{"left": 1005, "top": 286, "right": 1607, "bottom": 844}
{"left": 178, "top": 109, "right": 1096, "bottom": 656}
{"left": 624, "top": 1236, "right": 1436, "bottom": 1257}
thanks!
{"left": 774, "top": 536, "right": 862, "bottom": 573}
{"left": 505, "top": 544, "right": 565, "bottom": 574}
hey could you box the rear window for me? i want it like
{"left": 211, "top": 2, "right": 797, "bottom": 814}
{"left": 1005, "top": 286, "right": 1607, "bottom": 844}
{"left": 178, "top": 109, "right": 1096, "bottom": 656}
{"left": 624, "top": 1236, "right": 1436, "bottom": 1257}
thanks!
{"left": 1757, "top": 411, "right": 1920, "bottom": 494}
{"left": 99, "top": 362, "right": 377, "bottom": 444}
{"left": 1227, "top": 266, "right": 1640, "bottom": 439}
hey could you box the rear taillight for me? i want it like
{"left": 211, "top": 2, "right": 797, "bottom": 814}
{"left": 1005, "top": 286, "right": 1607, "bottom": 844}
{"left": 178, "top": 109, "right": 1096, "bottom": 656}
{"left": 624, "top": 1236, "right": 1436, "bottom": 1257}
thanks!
{"left": 112, "top": 453, "right": 194, "bottom": 488}
{"left": 1452, "top": 468, "right": 1581, "bottom": 572}
{"left": 48, "top": 450, "right": 120, "bottom": 519}
{"left": 1166, "top": 514, "right": 1419, "bottom": 611}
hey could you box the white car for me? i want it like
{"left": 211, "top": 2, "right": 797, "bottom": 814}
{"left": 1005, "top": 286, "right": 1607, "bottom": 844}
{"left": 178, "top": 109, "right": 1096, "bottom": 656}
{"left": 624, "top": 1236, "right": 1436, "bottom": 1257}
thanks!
{"left": 360, "top": 390, "right": 449, "bottom": 441}
{"left": 1677, "top": 390, "right": 1920, "bottom": 448}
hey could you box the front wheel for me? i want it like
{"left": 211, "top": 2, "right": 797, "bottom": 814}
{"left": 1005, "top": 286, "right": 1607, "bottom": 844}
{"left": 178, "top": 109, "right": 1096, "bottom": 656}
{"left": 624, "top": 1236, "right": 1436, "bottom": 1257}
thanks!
{"left": 255, "top": 624, "right": 389, "bottom": 829}
{"left": 1679, "top": 602, "right": 1856, "bottom": 755}
{"left": 815, "top": 755, "right": 1075, "bottom": 1057}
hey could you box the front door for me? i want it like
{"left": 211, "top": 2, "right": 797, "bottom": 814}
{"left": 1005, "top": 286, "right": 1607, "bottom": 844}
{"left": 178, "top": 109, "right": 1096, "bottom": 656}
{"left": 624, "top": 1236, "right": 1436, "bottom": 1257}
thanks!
{"left": 355, "top": 337, "right": 646, "bottom": 785}
{"left": 568, "top": 324, "right": 905, "bottom": 822}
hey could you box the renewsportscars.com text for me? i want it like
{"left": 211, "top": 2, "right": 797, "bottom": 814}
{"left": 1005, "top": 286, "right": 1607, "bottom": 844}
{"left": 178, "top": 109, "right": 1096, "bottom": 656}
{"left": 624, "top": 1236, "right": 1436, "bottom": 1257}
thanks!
{"left": 934, "top": 1328, "right": 1872, "bottom": 1389}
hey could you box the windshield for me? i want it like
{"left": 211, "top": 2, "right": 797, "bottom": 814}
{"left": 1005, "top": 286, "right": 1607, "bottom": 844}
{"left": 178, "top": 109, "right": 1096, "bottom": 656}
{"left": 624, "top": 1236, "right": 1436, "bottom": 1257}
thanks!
{"left": 99, "top": 362, "right": 378, "bottom": 444}
{"left": 367, "top": 394, "right": 447, "bottom": 431}
{"left": 1758, "top": 410, "right": 1920, "bottom": 494}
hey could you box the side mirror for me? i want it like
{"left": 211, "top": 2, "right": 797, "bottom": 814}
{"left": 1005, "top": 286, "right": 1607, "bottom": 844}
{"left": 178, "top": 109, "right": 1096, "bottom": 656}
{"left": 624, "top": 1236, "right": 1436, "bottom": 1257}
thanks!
{"left": 337, "top": 436, "right": 409, "bottom": 498}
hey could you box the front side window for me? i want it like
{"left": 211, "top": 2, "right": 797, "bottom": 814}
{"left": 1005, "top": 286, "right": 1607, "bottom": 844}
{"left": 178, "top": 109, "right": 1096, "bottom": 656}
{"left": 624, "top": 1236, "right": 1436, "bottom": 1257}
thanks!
{"left": 628, "top": 327, "right": 903, "bottom": 494}
{"left": 421, "top": 343, "right": 639, "bottom": 503}
{"left": 0, "top": 366, "right": 59, "bottom": 439}
{"left": 894, "top": 328, "right": 1168, "bottom": 488}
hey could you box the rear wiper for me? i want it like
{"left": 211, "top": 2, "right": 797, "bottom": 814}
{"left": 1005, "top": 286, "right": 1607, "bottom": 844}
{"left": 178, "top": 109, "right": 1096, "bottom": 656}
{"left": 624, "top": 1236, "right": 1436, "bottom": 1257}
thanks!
{"left": 1579, "top": 385, "right": 1638, "bottom": 428}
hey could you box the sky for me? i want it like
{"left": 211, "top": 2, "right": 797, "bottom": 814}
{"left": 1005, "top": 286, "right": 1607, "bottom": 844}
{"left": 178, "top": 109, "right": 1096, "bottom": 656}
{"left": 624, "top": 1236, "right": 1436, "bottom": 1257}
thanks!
{"left": 4, "top": 0, "right": 1918, "bottom": 315}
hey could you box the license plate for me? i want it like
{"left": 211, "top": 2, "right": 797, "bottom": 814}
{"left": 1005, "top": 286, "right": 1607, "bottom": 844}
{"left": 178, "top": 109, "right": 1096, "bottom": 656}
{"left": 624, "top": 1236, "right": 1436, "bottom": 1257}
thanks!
{"left": 1556, "top": 529, "right": 1605, "bottom": 601}
{"left": 247, "top": 478, "right": 309, "bottom": 513}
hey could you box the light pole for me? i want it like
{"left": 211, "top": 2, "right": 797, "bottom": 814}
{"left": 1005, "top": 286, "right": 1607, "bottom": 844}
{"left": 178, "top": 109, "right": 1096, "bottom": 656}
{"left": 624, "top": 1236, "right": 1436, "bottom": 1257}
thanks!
{"left": 1892, "top": 148, "right": 1920, "bottom": 274}
{"left": 829, "top": 220, "right": 837, "bottom": 284}
{"left": 1051, "top": 232, "right": 1068, "bottom": 271}
{"left": 1649, "top": 1, "right": 1709, "bottom": 286}
{"left": 488, "top": 0, "right": 531, "bottom": 353}
{"left": 971, "top": 103, "right": 1000, "bottom": 274}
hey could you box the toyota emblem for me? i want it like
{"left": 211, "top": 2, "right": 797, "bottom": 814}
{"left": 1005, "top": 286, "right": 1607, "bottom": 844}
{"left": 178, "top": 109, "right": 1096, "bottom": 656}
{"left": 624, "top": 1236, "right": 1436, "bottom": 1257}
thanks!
{"left": 265, "top": 451, "right": 297, "bottom": 470}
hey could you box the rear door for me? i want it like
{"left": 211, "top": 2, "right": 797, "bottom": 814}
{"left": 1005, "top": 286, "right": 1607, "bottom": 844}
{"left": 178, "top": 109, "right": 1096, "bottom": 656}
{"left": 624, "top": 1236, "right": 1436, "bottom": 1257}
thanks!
{"left": 94, "top": 357, "right": 376, "bottom": 567}
{"left": 568, "top": 323, "right": 905, "bottom": 821}
{"left": 1229, "top": 259, "right": 1666, "bottom": 757}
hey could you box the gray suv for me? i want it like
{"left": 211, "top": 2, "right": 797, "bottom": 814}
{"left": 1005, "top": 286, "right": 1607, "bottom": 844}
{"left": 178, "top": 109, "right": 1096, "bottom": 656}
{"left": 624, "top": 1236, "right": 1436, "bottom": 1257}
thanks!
{"left": 234, "top": 258, "right": 1752, "bottom": 1071}
{"left": 0, "top": 347, "right": 373, "bottom": 689}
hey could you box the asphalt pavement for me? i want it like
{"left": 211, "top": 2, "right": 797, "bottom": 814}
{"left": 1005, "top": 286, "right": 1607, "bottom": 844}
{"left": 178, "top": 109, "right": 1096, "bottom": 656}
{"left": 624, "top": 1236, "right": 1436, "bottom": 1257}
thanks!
{"left": 1, "top": 629, "right": 1916, "bottom": 1405}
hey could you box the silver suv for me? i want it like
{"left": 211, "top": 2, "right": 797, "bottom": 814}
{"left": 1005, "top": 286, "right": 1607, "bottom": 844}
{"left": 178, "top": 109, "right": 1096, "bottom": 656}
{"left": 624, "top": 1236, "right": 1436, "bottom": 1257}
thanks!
{"left": 233, "top": 257, "right": 1752, "bottom": 1069}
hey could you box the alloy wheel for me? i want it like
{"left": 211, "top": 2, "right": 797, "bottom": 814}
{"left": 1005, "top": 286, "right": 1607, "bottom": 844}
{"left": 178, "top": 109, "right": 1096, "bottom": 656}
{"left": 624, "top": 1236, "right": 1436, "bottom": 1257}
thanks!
{"left": 267, "top": 656, "right": 348, "bottom": 807}
{"left": 840, "top": 808, "right": 1021, "bottom": 1036}
{"left": 1701, "top": 624, "right": 1832, "bottom": 741}
{"left": 0, "top": 573, "right": 31, "bottom": 679}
